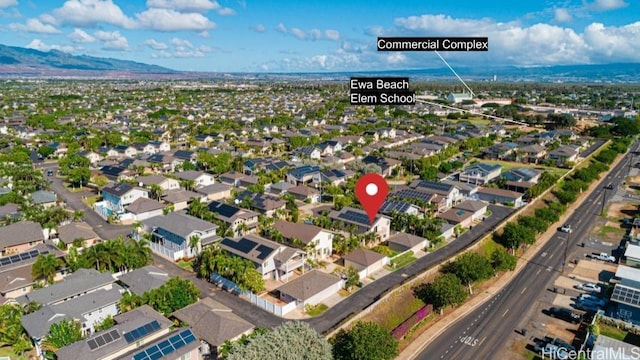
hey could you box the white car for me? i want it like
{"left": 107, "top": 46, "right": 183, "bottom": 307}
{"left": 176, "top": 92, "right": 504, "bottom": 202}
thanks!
{"left": 560, "top": 224, "right": 572, "bottom": 233}
{"left": 576, "top": 283, "right": 602, "bottom": 293}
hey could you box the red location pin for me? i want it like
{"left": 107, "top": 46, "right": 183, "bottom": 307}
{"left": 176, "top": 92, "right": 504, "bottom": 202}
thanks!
{"left": 355, "top": 173, "right": 389, "bottom": 225}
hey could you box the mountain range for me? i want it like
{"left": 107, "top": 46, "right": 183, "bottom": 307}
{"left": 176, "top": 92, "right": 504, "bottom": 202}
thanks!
{"left": 0, "top": 43, "right": 639, "bottom": 82}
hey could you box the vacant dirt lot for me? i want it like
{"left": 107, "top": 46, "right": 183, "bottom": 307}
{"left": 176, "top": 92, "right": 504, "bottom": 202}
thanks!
{"left": 607, "top": 201, "right": 638, "bottom": 220}
{"left": 571, "top": 259, "right": 617, "bottom": 283}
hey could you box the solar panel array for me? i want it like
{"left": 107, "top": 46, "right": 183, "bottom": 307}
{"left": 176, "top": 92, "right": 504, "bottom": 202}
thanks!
{"left": 131, "top": 328, "right": 197, "bottom": 360}
{"left": 222, "top": 237, "right": 257, "bottom": 255}
{"left": 87, "top": 329, "right": 121, "bottom": 351}
{"left": 0, "top": 249, "right": 49, "bottom": 268}
{"left": 338, "top": 210, "right": 371, "bottom": 225}
{"left": 379, "top": 200, "right": 412, "bottom": 215}
{"left": 393, "top": 188, "right": 432, "bottom": 203}
{"left": 208, "top": 201, "right": 241, "bottom": 218}
{"left": 255, "top": 244, "right": 274, "bottom": 260}
{"left": 123, "top": 320, "right": 161, "bottom": 344}
{"left": 611, "top": 285, "right": 640, "bottom": 307}
{"left": 415, "top": 181, "right": 452, "bottom": 192}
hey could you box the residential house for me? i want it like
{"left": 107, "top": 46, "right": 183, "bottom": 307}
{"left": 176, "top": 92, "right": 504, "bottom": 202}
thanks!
{"left": 175, "top": 170, "right": 215, "bottom": 189}
{"left": 267, "top": 181, "right": 295, "bottom": 196}
{"left": 0, "top": 203, "right": 21, "bottom": 222}
{"left": 379, "top": 199, "right": 420, "bottom": 216}
{"left": 100, "top": 183, "right": 149, "bottom": 213}
{"left": 145, "top": 153, "right": 178, "bottom": 172}
{"left": 116, "top": 265, "right": 169, "bottom": 296}
{"left": 459, "top": 163, "right": 502, "bottom": 185}
{"left": 548, "top": 145, "right": 580, "bottom": 166}
{"left": 292, "top": 146, "right": 321, "bottom": 160}
{"left": 19, "top": 269, "right": 121, "bottom": 354}
{"left": 611, "top": 265, "right": 640, "bottom": 323}
{"left": 454, "top": 200, "right": 488, "bottom": 222}
{"left": 57, "top": 222, "right": 99, "bottom": 248}
{"left": 286, "top": 165, "right": 321, "bottom": 185}
{"left": 273, "top": 220, "right": 333, "bottom": 259}
{"left": 77, "top": 150, "right": 103, "bottom": 165}
{"left": 410, "top": 180, "right": 462, "bottom": 209}
{"left": 219, "top": 234, "right": 306, "bottom": 281}
{"left": 342, "top": 248, "right": 390, "bottom": 280}
{"left": 362, "top": 155, "right": 401, "bottom": 178}
{"left": 312, "top": 169, "right": 353, "bottom": 187}
{"left": 502, "top": 167, "right": 542, "bottom": 184}
{"left": 125, "top": 197, "right": 165, "bottom": 221}
{"left": 30, "top": 190, "right": 57, "bottom": 208}
{"left": 441, "top": 180, "right": 479, "bottom": 200}
{"left": 114, "top": 145, "right": 137, "bottom": 158}
{"left": 236, "top": 191, "right": 286, "bottom": 217}
{"left": 391, "top": 187, "right": 447, "bottom": 213}
{"left": 0, "top": 221, "right": 45, "bottom": 256}
{"left": 99, "top": 165, "right": 135, "bottom": 182}
{"left": 54, "top": 306, "right": 176, "bottom": 360}
{"left": 328, "top": 207, "right": 391, "bottom": 240}
{"left": 519, "top": 144, "right": 547, "bottom": 164}
{"left": 162, "top": 189, "right": 203, "bottom": 211}
{"left": 624, "top": 244, "right": 640, "bottom": 268}
{"left": 287, "top": 185, "right": 320, "bottom": 203}
{"left": 149, "top": 140, "right": 171, "bottom": 153}
{"left": 437, "top": 208, "right": 475, "bottom": 228}
{"left": 0, "top": 244, "right": 64, "bottom": 300}
{"left": 276, "top": 270, "right": 343, "bottom": 309}
{"left": 141, "top": 212, "right": 220, "bottom": 261}
{"left": 485, "top": 142, "right": 518, "bottom": 161}
{"left": 207, "top": 201, "right": 259, "bottom": 237}
{"left": 136, "top": 175, "right": 180, "bottom": 192}
{"left": 477, "top": 187, "right": 525, "bottom": 207}
{"left": 387, "top": 233, "right": 429, "bottom": 254}
{"left": 196, "top": 183, "right": 232, "bottom": 201}
{"left": 132, "top": 142, "right": 157, "bottom": 155}
{"left": 171, "top": 298, "right": 254, "bottom": 358}
{"left": 219, "top": 171, "right": 247, "bottom": 187}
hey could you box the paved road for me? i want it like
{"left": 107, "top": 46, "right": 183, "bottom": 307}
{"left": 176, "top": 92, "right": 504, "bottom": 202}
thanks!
{"left": 45, "top": 161, "right": 515, "bottom": 334}
{"left": 306, "top": 205, "right": 513, "bottom": 334}
{"left": 418, "top": 142, "right": 635, "bottom": 360}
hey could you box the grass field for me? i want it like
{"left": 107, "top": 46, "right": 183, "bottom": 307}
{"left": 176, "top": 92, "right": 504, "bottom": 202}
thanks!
{"left": 475, "top": 158, "right": 569, "bottom": 177}
{"left": 361, "top": 285, "right": 426, "bottom": 331}
{"left": 177, "top": 259, "right": 194, "bottom": 272}
{"left": 83, "top": 195, "right": 100, "bottom": 207}
{"left": 388, "top": 251, "right": 417, "bottom": 270}
{"left": 306, "top": 303, "right": 328, "bottom": 316}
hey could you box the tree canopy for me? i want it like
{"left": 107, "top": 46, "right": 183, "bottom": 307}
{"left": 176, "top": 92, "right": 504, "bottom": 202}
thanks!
{"left": 413, "top": 273, "right": 468, "bottom": 313}
{"left": 331, "top": 321, "right": 398, "bottom": 360}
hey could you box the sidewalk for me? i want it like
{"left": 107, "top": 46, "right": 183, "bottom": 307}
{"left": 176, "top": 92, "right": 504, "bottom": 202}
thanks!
{"left": 397, "top": 150, "right": 626, "bottom": 360}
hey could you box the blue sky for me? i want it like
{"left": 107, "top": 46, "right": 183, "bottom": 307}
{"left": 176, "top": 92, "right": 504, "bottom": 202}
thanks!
{"left": 0, "top": 0, "right": 638, "bottom": 72}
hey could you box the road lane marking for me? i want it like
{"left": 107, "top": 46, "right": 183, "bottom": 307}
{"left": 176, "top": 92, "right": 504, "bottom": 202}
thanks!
{"left": 536, "top": 269, "right": 542, "bottom": 275}
{"left": 478, "top": 336, "right": 486, "bottom": 347}
{"left": 549, "top": 254, "right": 554, "bottom": 259}
{"left": 521, "top": 287, "right": 527, "bottom": 294}
{"left": 502, "top": 309, "right": 509, "bottom": 317}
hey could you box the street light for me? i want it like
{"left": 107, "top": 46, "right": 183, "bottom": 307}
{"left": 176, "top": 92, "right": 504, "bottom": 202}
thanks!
{"left": 601, "top": 183, "right": 613, "bottom": 215}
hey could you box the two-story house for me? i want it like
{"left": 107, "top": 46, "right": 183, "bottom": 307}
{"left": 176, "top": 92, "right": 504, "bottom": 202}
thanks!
{"left": 207, "top": 201, "right": 259, "bottom": 237}
{"left": 458, "top": 163, "right": 502, "bottom": 185}
{"left": 328, "top": 207, "right": 391, "bottom": 241}
{"left": 286, "top": 165, "right": 321, "bottom": 186}
{"left": 99, "top": 183, "right": 149, "bottom": 214}
{"left": 174, "top": 170, "right": 216, "bottom": 189}
{"left": 141, "top": 212, "right": 220, "bottom": 261}
{"left": 273, "top": 220, "right": 333, "bottom": 259}
{"left": 409, "top": 180, "right": 462, "bottom": 209}
{"left": 0, "top": 221, "right": 45, "bottom": 256}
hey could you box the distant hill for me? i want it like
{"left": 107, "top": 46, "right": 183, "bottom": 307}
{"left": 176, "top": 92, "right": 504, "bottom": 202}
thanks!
{"left": 0, "top": 44, "right": 178, "bottom": 77}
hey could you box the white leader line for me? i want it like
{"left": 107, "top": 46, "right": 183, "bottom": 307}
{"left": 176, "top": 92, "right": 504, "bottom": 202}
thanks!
{"left": 415, "top": 98, "right": 529, "bottom": 126}
{"left": 434, "top": 50, "right": 475, "bottom": 98}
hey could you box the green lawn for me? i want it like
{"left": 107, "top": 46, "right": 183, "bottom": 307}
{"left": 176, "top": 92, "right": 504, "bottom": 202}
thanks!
{"left": 599, "top": 322, "right": 628, "bottom": 342}
{"left": 177, "top": 259, "right": 194, "bottom": 272}
{"left": 306, "top": 303, "right": 328, "bottom": 316}
{"left": 480, "top": 237, "right": 504, "bottom": 258}
{"left": 474, "top": 158, "right": 569, "bottom": 177}
{"left": 83, "top": 195, "right": 100, "bottom": 207}
{"left": 388, "top": 251, "right": 417, "bottom": 270}
{"left": 599, "top": 225, "right": 626, "bottom": 235}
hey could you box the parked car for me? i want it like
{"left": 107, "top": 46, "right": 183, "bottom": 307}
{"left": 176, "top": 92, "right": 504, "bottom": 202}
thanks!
{"left": 575, "top": 283, "right": 602, "bottom": 293}
{"left": 575, "top": 301, "right": 602, "bottom": 312}
{"left": 559, "top": 224, "right": 572, "bottom": 233}
{"left": 591, "top": 252, "right": 616, "bottom": 262}
{"left": 548, "top": 307, "right": 581, "bottom": 324}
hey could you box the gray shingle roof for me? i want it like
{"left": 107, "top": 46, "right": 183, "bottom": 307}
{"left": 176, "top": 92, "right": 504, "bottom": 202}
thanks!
{"left": 143, "top": 212, "right": 218, "bottom": 239}
{"left": 0, "top": 221, "right": 44, "bottom": 249}
{"left": 342, "top": 248, "right": 386, "bottom": 267}
{"left": 16, "top": 268, "right": 115, "bottom": 305}
{"left": 117, "top": 265, "right": 169, "bottom": 296}
{"left": 275, "top": 270, "right": 342, "bottom": 301}
{"left": 125, "top": 197, "right": 164, "bottom": 215}
{"left": 57, "top": 222, "right": 99, "bottom": 244}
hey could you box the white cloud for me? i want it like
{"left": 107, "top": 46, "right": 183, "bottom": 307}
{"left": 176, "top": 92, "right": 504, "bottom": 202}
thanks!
{"left": 217, "top": 7, "right": 235, "bottom": 15}
{"left": 386, "top": 53, "right": 406, "bottom": 64}
{"left": 0, "top": 0, "right": 17, "bottom": 9}
{"left": 324, "top": 29, "right": 340, "bottom": 41}
{"left": 290, "top": 28, "right": 306, "bottom": 39}
{"left": 136, "top": 8, "right": 216, "bottom": 31}
{"left": 9, "top": 19, "right": 61, "bottom": 34}
{"left": 554, "top": 8, "right": 572, "bottom": 22}
{"left": 170, "top": 37, "right": 193, "bottom": 49}
{"left": 251, "top": 24, "right": 265, "bottom": 33}
{"left": 26, "top": 39, "right": 76, "bottom": 52}
{"left": 94, "top": 30, "right": 129, "bottom": 51}
{"left": 584, "top": 0, "right": 628, "bottom": 11}
{"left": 50, "top": 0, "right": 136, "bottom": 28}
{"left": 143, "top": 39, "right": 168, "bottom": 50}
{"left": 198, "top": 31, "right": 210, "bottom": 38}
{"left": 146, "top": 0, "right": 221, "bottom": 13}
{"left": 68, "top": 28, "right": 95, "bottom": 43}
{"left": 309, "top": 29, "right": 322, "bottom": 40}
{"left": 275, "top": 22, "right": 287, "bottom": 34}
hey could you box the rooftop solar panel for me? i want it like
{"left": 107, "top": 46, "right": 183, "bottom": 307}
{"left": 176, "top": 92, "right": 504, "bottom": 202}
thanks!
{"left": 88, "top": 329, "right": 120, "bottom": 351}
{"left": 130, "top": 329, "right": 197, "bottom": 360}
{"left": 0, "top": 248, "right": 51, "bottom": 268}
{"left": 611, "top": 285, "right": 640, "bottom": 308}
{"left": 338, "top": 210, "right": 371, "bottom": 225}
{"left": 222, "top": 237, "right": 257, "bottom": 254}
{"left": 255, "top": 244, "right": 274, "bottom": 260}
{"left": 87, "top": 339, "right": 98, "bottom": 350}
{"left": 124, "top": 320, "right": 161, "bottom": 344}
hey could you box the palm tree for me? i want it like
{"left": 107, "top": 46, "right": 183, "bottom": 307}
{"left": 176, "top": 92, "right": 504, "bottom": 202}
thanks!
{"left": 22, "top": 301, "right": 42, "bottom": 314}
{"left": 119, "top": 292, "right": 141, "bottom": 313}
{"left": 162, "top": 203, "right": 174, "bottom": 215}
{"left": 181, "top": 179, "right": 196, "bottom": 191}
{"left": 32, "top": 254, "right": 63, "bottom": 284}
{"left": 41, "top": 320, "right": 83, "bottom": 358}
{"left": 131, "top": 221, "right": 142, "bottom": 237}
{"left": 149, "top": 184, "right": 164, "bottom": 201}
{"left": 188, "top": 198, "right": 208, "bottom": 219}
{"left": 131, "top": 237, "right": 153, "bottom": 267}
{"left": 188, "top": 235, "right": 201, "bottom": 258}
{"left": 72, "top": 210, "right": 84, "bottom": 222}
{"left": 236, "top": 222, "right": 249, "bottom": 236}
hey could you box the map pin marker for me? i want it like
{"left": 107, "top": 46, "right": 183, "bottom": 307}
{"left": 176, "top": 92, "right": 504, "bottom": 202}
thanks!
{"left": 355, "top": 173, "right": 389, "bottom": 225}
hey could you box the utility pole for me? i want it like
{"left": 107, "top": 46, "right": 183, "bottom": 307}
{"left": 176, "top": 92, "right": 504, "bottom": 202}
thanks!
{"left": 563, "top": 230, "right": 570, "bottom": 273}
